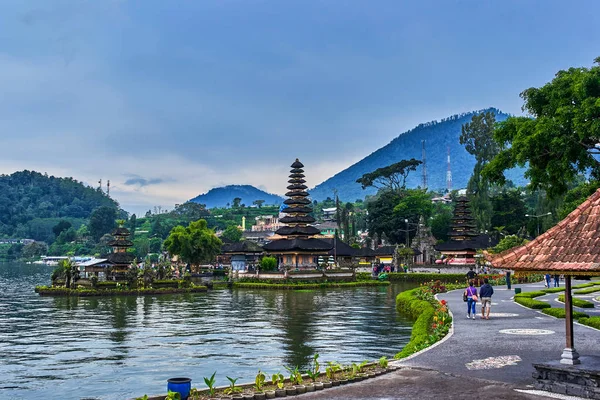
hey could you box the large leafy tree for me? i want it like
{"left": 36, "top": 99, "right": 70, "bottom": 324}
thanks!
{"left": 88, "top": 206, "right": 118, "bottom": 241}
{"left": 491, "top": 190, "right": 527, "bottom": 235}
{"left": 163, "top": 219, "right": 222, "bottom": 266}
{"left": 483, "top": 57, "right": 600, "bottom": 197}
{"left": 222, "top": 225, "right": 243, "bottom": 242}
{"left": 356, "top": 159, "right": 422, "bottom": 192}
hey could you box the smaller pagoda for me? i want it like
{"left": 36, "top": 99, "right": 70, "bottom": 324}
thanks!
{"left": 106, "top": 226, "right": 136, "bottom": 277}
{"left": 435, "top": 196, "right": 482, "bottom": 266}
{"left": 263, "top": 159, "right": 332, "bottom": 269}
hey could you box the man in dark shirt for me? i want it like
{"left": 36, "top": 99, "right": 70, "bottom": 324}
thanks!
{"left": 479, "top": 278, "right": 494, "bottom": 319}
{"left": 466, "top": 267, "right": 477, "bottom": 281}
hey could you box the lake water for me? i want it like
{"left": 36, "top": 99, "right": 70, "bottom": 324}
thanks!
{"left": 0, "top": 262, "right": 414, "bottom": 400}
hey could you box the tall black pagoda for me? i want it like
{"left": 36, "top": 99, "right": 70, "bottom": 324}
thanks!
{"left": 263, "top": 159, "right": 332, "bottom": 269}
{"left": 106, "top": 226, "right": 136, "bottom": 277}
{"left": 435, "top": 196, "right": 482, "bottom": 266}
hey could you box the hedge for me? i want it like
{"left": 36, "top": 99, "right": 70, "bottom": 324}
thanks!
{"left": 573, "top": 281, "right": 600, "bottom": 289}
{"left": 514, "top": 291, "right": 547, "bottom": 299}
{"left": 541, "top": 287, "right": 565, "bottom": 293}
{"left": 542, "top": 308, "right": 589, "bottom": 319}
{"left": 574, "top": 286, "right": 600, "bottom": 295}
{"left": 232, "top": 281, "right": 390, "bottom": 290}
{"left": 35, "top": 285, "right": 207, "bottom": 297}
{"left": 557, "top": 294, "right": 595, "bottom": 308}
{"left": 514, "top": 296, "right": 551, "bottom": 309}
{"left": 578, "top": 316, "right": 600, "bottom": 330}
{"left": 356, "top": 272, "right": 373, "bottom": 281}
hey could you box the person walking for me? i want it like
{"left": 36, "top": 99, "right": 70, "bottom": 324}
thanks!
{"left": 465, "top": 281, "right": 478, "bottom": 319}
{"left": 466, "top": 267, "right": 477, "bottom": 282}
{"left": 479, "top": 278, "right": 494, "bottom": 320}
{"left": 545, "top": 273, "right": 551, "bottom": 288}
{"left": 554, "top": 274, "right": 560, "bottom": 287}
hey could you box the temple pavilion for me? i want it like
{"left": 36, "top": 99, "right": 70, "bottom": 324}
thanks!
{"left": 435, "top": 196, "right": 483, "bottom": 266}
{"left": 263, "top": 159, "right": 332, "bottom": 269}
{"left": 106, "top": 226, "right": 136, "bottom": 278}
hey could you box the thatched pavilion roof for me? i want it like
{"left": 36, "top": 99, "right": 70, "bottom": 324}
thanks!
{"left": 486, "top": 188, "right": 600, "bottom": 276}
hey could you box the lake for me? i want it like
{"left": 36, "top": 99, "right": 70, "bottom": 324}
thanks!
{"left": 0, "top": 262, "right": 414, "bottom": 399}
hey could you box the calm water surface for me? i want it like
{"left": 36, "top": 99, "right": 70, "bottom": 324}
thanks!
{"left": 0, "top": 262, "right": 414, "bottom": 400}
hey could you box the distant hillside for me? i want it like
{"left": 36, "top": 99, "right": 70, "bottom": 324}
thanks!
{"left": 0, "top": 170, "right": 120, "bottom": 243}
{"left": 190, "top": 185, "right": 284, "bottom": 208}
{"left": 310, "top": 108, "right": 526, "bottom": 201}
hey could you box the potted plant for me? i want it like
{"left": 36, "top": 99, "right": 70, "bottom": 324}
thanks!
{"left": 253, "top": 370, "right": 267, "bottom": 400}
{"left": 285, "top": 366, "right": 304, "bottom": 394}
{"left": 224, "top": 377, "right": 243, "bottom": 397}
{"left": 271, "top": 373, "right": 286, "bottom": 398}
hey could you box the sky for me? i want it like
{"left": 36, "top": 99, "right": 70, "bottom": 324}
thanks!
{"left": 1, "top": 0, "right": 599, "bottom": 215}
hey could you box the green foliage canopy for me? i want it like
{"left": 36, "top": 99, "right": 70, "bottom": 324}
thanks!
{"left": 163, "top": 219, "right": 222, "bottom": 266}
{"left": 356, "top": 159, "right": 422, "bottom": 192}
{"left": 222, "top": 225, "right": 243, "bottom": 243}
{"left": 483, "top": 57, "right": 600, "bottom": 197}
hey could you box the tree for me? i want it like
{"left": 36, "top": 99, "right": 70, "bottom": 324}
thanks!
{"left": 253, "top": 199, "right": 265, "bottom": 208}
{"left": 460, "top": 111, "right": 499, "bottom": 231}
{"left": 557, "top": 180, "right": 600, "bottom": 220}
{"left": 60, "top": 258, "right": 79, "bottom": 289}
{"left": 129, "top": 214, "right": 137, "bottom": 239}
{"left": 260, "top": 256, "right": 277, "bottom": 271}
{"left": 492, "top": 235, "right": 528, "bottom": 254}
{"left": 430, "top": 203, "right": 452, "bottom": 242}
{"left": 53, "top": 220, "right": 72, "bottom": 238}
{"left": 222, "top": 225, "right": 243, "bottom": 242}
{"left": 163, "top": 219, "right": 222, "bottom": 266}
{"left": 491, "top": 190, "right": 527, "bottom": 235}
{"left": 89, "top": 206, "right": 118, "bottom": 241}
{"left": 21, "top": 241, "right": 48, "bottom": 259}
{"left": 483, "top": 57, "right": 600, "bottom": 198}
{"left": 232, "top": 197, "right": 242, "bottom": 208}
{"left": 356, "top": 159, "right": 422, "bottom": 192}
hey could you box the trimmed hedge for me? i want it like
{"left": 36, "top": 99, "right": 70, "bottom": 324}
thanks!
{"left": 356, "top": 272, "right": 374, "bottom": 281}
{"left": 232, "top": 281, "right": 390, "bottom": 290}
{"left": 542, "top": 287, "right": 565, "bottom": 293}
{"left": 514, "top": 290, "right": 547, "bottom": 299}
{"left": 557, "top": 294, "right": 595, "bottom": 308}
{"left": 35, "top": 285, "right": 207, "bottom": 297}
{"left": 394, "top": 288, "right": 436, "bottom": 359}
{"left": 574, "top": 286, "right": 600, "bottom": 295}
{"left": 578, "top": 316, "right": 600, "bottom": 330}
{"left": 573, "top": 282, "right": 600, "bottom": 289}
{"left": 514, "top": 296, "right": 551, "bottom": 309}
{"left": 542, "top": 308, "right": 589, "bottom": 319}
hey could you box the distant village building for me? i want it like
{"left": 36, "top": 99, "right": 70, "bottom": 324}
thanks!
{"left": 0, "top": 238, "right": 35, "bottom": 245}
{"left": 263, "top": 159, "right": 332, "bottom": 269}
{"left": 252, "top": 215, "right": 283, "bottom": 232}
{"left": 312, "top": 221, "right": 338, "bottom": 237}
{"left": 322, "top": 207, "right": 337, "bottom": 221}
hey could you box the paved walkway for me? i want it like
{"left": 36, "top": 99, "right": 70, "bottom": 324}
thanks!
{"left": 301, "top": 280, "right": 600, "bottom": 399}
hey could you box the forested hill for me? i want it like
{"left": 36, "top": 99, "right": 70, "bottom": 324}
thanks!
{"left": 0, "top": 170, "right": 119, "bottom": 243}
{"left": 310, "top": 108, "right": 526, "bottom": 201}
{"left": 190, "top": 185, "right": 284, "bottom": 208}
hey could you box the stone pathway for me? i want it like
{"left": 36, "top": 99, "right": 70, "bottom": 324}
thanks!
{"left": 300, "top": 280, "right": 600, "bottom": 399}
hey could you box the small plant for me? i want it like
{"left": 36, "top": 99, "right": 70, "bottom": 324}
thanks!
{"left": 165, "top": 391, "right": 181, "bottom": 400}
{"left": 188, "top": 388, "right": 201, "bottom": 400}
{"left": 346, "top": 363, "right": 358, "bottom": 379}
{"left": 285, "top": 365, "right": 303, "bottom": 385}
{"left": 135, "top": 396, "right": 149, "bottom": 400}
{"left": 272, "top": 372, "right": 285, "bottom": 389}
{"left": 254, "top": 370, "right": 266, "bottom": 392}
{"left": 203, "top": 371, "right": 217, "bottom": 397}
{"left": 357, "top": 360, "right": 369, "bottom": 373}
{"left": 379, "top": 356, "right": 388, "bottom": 369}
{"left": 325, "top": 361, "right": 341, "bottom": 380}
{"left": 224, "top": 376, "right": 242, "bottom": 395}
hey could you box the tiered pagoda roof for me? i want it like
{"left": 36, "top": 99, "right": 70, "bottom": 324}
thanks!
{"left": 436, "top": 196, "right": 483, "bottom": 252}
{"left": 263, "top": 159, "right": 332, "bottom": 253}
{"left": 106, "top": 226, "right": 135, "bottom": 267}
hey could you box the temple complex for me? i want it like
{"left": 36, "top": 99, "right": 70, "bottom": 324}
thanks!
{"left": 435, "top": 196, "right": 481, "bottom": 266}
{"left": 106, "top": 226, "right": 136, "bottom": 278}
{"left": 263, "top": 159, "right": 332, "bottom": 269}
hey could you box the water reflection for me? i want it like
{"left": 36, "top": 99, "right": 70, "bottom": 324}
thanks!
{"left": 1, "top": 262, "right": 414, "bottom": 400}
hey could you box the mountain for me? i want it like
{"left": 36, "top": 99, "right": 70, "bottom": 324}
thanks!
{"left": 190, "top": 185, "right": 284, "bottom": 208}
{"left": 0, "top": 170, "right": 120, "bottom": 243}
{"left": 310, "top": 108, "right": 526, "bottom": 201}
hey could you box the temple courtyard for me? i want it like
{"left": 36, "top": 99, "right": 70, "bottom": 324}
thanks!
{"left": 300, "top": 280, "right": 600, "bottom": 399}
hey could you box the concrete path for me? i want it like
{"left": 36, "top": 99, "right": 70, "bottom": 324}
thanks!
{"left": 301, "top": 280, "right": 600, "bottom": 399}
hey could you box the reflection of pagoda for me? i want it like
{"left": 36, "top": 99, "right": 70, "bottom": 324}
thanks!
{"left": 263, "top": 159, "right": 332, "bottom": 269}
{"left": 435, "top": 196, "right": 482, "bottom": 266}
{"left": 107, "top": 226, "right": 136, "bottom": 275}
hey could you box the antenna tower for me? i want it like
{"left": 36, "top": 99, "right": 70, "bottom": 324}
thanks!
{"left": 421, "top": 140, "right": 428, "bottom": 189}
{"left": 107, "top": 180, "right": 110, "bottom": 196}
{"left": 98, "top": 179, "right": 102, "bottom": 192}
{"left": 446, "top": 146, "right": 452, "bottom": 192}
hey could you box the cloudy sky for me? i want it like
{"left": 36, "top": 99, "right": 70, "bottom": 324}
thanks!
{"left": 1, "top": 1, "right": 599, "bottom": 214}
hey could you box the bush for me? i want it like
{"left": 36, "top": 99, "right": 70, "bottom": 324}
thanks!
{"left": 578, "top": 316, "right": 600, "bottom": 330}
{"left": 514, "top": 291, "right": 546, "bottom": 298}
{"left": 355, "top": 272, "right": 373, "bottom": 281}
{"left": 96, "top": 281, "right": 118, "bottom": 289}
{"left": 514, "top": 296, "right": 551, "bottom": 309}
{"left": 542, "top": 308, "right": 589, "bottom": 319}
{"left": 574, "top": 286, "right": 600, "bottom": 295}
{"left": 260, "top": 256, "right": 277, "bottom": 272}
{"left": 557, "top": 294, "right": 595, "bottom": 308}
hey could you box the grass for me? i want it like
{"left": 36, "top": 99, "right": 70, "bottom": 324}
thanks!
{"left": 557, "top": 294, "right": 595, "bottom": 308}
{"left": 578, "top": 316, "right": 600, "bottom": 330}
{"left": 542, "top": 308, "right": 589, "bottom": 319}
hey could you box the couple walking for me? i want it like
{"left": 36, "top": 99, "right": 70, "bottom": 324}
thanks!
{"left": 465, "top": 278, "right": 494, "bottom": 320}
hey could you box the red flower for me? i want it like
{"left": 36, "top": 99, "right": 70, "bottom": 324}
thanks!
{"left": 441, "top": 300, "right": 447, "bottom": 305}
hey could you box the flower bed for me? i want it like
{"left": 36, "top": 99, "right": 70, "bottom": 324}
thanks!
{"left": 394, "top": 281, "right": 451, "bottom": 359}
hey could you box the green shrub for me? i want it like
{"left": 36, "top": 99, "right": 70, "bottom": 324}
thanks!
{"left": 578, "top": 316, "right": 600, "bottom": 329}
{"left": 232, "top": 281, "right": 389, "bottom": 290}
{"left": 514, "top": 296, "right": 551, "bottom": 309}
{"left": 394, "top": 288, "right": 436, "bottom": 359}
{"left": 574, "top": 287, "right": 600, "bottom": 295}
{"left": 573, "top": 282, "right": 600, "bottom": 289}
{"left": 557, "top": 294, "right": 595, "bottom": 308}
{"left": 542, "top": 308, "right": 589, "bottom": 319}
{"left": 260, "top": 256, "right": 277, "bottom": 272}
{"left": 96, "top": 281, "right": 118, "bottom": 289}
{"left": 514, "top": 290, "right": 546, "bottom": 299}
{"left": 355, "top": 272, "right": 373, "bottom": 281}
{"left": 542, "top": 287, "right": 565, "bottom": 293}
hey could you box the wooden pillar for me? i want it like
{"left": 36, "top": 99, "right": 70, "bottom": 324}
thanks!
{"left": 561, "top": 275, "right": 580, "bottom": 365}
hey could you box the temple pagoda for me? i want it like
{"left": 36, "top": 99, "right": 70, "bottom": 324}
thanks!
{"left": 435, "top": 196, "right": 482, "bottom": 266}
{"left": 263, "top": 159, "right": 332, "bottom": 269}
{"left": 106, "top": 226, "right": 136, "bottom": 278}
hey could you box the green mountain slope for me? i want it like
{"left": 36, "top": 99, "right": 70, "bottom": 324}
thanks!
{"left": 310, "top": 108, "right": 526, "bottom": 201}
{"left": 190, "top": 185, "right": 284, "bottom": 208}
{"left": 0, "top": 170, "right": 120, "bottom": 243}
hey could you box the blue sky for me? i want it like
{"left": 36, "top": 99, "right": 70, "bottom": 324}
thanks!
{"left": 1, "top": 0, "right": 599, "bottom": 214}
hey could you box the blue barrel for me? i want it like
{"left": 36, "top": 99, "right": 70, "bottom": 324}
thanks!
{"left": 167, "top": 377, "right": 192, "bottom": 400}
